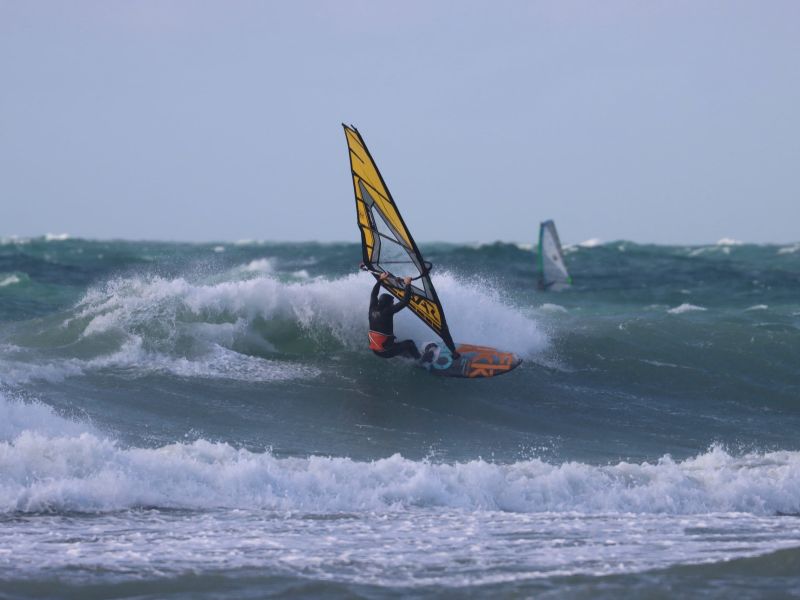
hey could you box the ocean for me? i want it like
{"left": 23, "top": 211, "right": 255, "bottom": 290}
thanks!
{"left": 1, "top": 236, "right": 800, "bottom": 598}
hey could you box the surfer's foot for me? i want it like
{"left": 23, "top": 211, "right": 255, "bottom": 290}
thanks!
{"left": 421, "top": 343, "right": 437, "bottom": 363}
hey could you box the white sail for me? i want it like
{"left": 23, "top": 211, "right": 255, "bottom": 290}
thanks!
{"left": 538, "top": 220, "right": 572, "bottom": 290}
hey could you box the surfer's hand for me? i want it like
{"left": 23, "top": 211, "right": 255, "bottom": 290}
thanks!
{"left": 403, "top": 277, "right": 411, "bottom": 286}
{"left": 379, "top": 272, "right": 389, "bottom": 281}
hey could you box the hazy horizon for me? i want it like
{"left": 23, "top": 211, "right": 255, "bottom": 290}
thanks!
{"left": 4, "top": 232, "right": 799, "bottom": 249}
{"left": 2, "top": 1, "right": 799, "bottom": 245}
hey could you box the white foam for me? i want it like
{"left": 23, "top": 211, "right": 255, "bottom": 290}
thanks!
{"left": 578, "top": 238, "right": 603, "bottom": 248}
{"left": 0, "top": 274, "right": 20, "bottom": 287}
{"left": 745, "top": 304, "right": 769, "bottom": 312}
{"left": 667, "top": 303, "right": 707, "bottom": 315}
{"left": 0, "top": 337, "right": 315, "bottom": 385}
{"left": 777, "top": 244, "right": 800, "bottom": 255}
{"left": 44, "top": 233, "right": 70, "bottom": 241}
{"left": 689, "top": 243, "right": 737, "bottom": 256}
{"left": 72, "top": 271, "right": 547, "bottom": 359}
{"left": 138, "top": 345, "right": 317, "bottom": 382}
{"left": 0, "top": 392, "right": 90, "bottom": 441}
{"left": 212, "top": 245, "right": 225, "bottom": 253}
{"left": 538, "top": 303, "right": 568, "bottom": 313}
{"left": 240, "top": 258, "right": 274, "bottom": 273}
{"left": 397, "top": 273, "right": 547, "bottom": 356}
{"left": 640, "top": 359, "right": 684, "bottom": 369}
{"left": 1, "top": 429, "right": 799, "bottom": 516}
{"left": 0, "top": 357, "right": 85, "bottom": 386}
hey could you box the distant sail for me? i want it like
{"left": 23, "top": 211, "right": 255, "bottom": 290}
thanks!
{"left": 538, "top": 220, "right": 572, "bottom": 290}
{"left": 343, "top": 124, "right": 457, "bottom": 352}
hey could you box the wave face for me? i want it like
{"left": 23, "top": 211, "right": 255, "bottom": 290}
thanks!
{"left": 1, "top": 238, "right": 800, "bottom": 595}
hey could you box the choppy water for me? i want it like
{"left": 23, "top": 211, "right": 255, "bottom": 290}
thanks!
{"left": 1, "top": 236, "right": 800, "bottom": 598}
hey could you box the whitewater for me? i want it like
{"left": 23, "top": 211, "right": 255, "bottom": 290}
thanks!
{"left": 1, "top": 237, "right": 800, "bottom": 598}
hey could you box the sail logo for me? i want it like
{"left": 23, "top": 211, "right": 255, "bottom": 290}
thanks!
{"left": 459, "top": 345, "right": 517, "bottom": 378}
{"left": 409, "top": 297, "right": 442, "bottom": 330}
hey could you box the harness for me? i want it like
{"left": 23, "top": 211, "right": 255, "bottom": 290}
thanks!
{"left": 368, "top": 330, "right": 392, "bottom": 352}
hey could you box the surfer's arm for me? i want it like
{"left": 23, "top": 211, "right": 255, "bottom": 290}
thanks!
{"left": 391, "top": 279, "right": 413, "bottom": 314}
{"left": 369, "top": 273, "right": 389, "bottom": 310}
{"left": 369, "top": 279, "right": 382, "bottom": 309}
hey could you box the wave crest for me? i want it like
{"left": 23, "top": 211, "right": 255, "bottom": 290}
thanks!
{"left": 2, "top": 421, "right": 799, "bottom": 516}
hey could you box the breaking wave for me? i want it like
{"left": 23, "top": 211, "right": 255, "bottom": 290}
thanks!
{"left": 0, "top": 270, "right": 547, "bottom": 385}
{"left": 1, "top": 393, "right": 799, "bottom": 516}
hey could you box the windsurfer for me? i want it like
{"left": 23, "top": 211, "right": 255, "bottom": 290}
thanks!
{"left": 368, "top": 272, "right": 422, "bottom": 360}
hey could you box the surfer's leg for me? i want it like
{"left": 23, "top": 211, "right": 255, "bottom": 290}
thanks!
{"left": 374, "top": 340, "right": 420, "bottom": 360}
{"left": 391, "top": 339, "right": 421, "bottom": 360}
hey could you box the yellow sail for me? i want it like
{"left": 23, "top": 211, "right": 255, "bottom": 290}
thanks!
{"left": 343, "top": 124, "right": 456, "bottom": 352}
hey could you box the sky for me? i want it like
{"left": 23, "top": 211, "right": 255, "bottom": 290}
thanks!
{"left": 1, "top": 1, "right": 799, "bottom": 245}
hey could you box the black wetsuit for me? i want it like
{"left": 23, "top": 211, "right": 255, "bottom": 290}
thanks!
{"left": 369, "top": 279, "right": 421, "bottom": 360}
